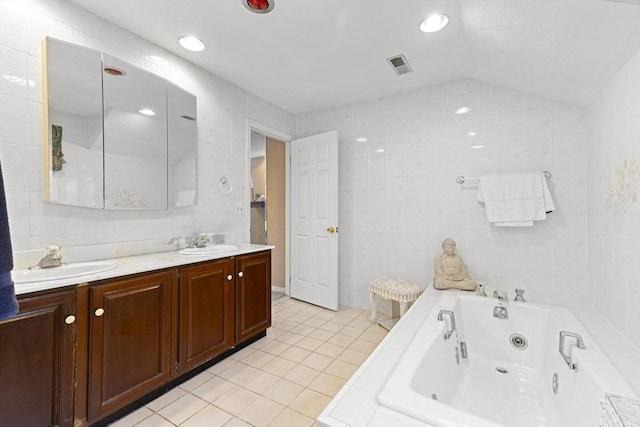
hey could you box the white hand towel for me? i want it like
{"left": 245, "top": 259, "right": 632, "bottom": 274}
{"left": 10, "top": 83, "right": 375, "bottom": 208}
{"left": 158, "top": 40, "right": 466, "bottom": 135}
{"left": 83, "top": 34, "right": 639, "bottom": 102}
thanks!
{"left": 477, "top": 172, "right": 555, "bottom": 226}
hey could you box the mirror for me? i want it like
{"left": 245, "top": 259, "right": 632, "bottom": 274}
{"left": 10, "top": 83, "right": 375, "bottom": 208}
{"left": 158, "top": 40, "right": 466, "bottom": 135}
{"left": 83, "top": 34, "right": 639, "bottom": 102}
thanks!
{"left": 43, "top": 37, "right": 197, "bottom": 210}
{"left": 103, "top": 54, "right": 168, "bottom": 209}
{"left": 43, "top": 39, "right": 104, "bottom": 208}
{"left": 168, "top": 83, "right": 197, "bottom": 208}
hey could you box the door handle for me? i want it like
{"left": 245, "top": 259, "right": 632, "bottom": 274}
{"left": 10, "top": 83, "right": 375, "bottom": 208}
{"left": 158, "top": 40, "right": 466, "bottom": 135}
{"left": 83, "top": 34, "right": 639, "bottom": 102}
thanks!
{"left": 94, "top": 308, "right": 104, "bottom": 317}
{"left": 327, "top": 226, "right": 338, "bottom": 233}
{"left": 227, "top": 275, "right": 233, "bottom": 281}
{"left": 64, "top": 315, "right": 76, "bottom": 325}
{"left": 238, "top": 272, "right": 244, "bottom": 278}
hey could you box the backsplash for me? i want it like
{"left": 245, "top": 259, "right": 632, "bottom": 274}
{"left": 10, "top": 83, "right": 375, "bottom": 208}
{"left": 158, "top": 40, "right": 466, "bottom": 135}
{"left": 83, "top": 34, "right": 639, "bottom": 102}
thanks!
{"left": 0, "top": 0, "right": 295, "bottom": 252}
{"left": 296, "top": 78, "right": 589, "bottom": 309}
{"left": 589, "top": 49, "right": 640, "bottom": 347}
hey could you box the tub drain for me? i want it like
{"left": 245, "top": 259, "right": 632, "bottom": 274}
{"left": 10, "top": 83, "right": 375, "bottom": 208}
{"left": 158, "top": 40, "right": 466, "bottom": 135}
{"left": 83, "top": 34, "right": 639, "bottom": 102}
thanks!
{"left": 496, "top": 367, "right": 509, "bottom": 374}
{"left": 509, "top": 333, "right": 528, "bottom": 350}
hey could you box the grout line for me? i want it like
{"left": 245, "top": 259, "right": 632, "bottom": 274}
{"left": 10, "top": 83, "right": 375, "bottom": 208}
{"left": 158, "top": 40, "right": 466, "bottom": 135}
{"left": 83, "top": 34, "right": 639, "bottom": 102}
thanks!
{"left": 124, "top": 298, "right": 384, "bottom": 426}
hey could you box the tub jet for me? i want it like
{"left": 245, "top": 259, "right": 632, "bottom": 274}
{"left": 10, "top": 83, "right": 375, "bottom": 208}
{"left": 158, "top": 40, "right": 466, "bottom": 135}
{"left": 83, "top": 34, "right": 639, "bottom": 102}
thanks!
{"left": 510, "top": 333, "right": 528, "bottom": 350}
{"left": 496, "top": 367, "right": 509, "bottom": 374}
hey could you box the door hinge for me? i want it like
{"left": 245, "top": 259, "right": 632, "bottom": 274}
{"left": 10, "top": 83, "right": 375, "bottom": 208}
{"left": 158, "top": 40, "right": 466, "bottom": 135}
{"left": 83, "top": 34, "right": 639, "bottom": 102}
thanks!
{"left": 175, "top": 361, "right": 180, "bottom": 373}
{"left": 177, "top": 270, "right": 181, "bottom": 281}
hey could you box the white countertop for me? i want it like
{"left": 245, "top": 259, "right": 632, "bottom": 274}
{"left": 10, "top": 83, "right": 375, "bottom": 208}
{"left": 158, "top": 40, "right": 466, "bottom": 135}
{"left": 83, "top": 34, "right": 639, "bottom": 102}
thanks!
{"left": 317, "top": 287, "right": 640, "bottom": 427}
{"left": 13, "top": 244, "right": 274, "bottom": 296}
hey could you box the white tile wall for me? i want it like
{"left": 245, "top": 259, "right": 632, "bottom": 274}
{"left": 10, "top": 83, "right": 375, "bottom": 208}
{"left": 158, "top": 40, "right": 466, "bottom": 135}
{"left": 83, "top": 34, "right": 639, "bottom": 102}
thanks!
{"left": 589, "top": 49, "right": 640, "bottom": 347}
{"left": 2, "top": 1, "right": 636, "bottom": 352}
{"left": 0, "top": 0, "right": 295, "bottom": 254}
{"left": 297, "top": 78, "right": 589, "bottom": 309}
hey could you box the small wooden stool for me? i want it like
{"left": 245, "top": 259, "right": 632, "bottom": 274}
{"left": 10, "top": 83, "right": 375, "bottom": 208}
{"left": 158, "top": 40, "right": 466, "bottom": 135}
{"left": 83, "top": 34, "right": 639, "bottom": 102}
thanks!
{"left": 369, "top": 278, "right": 424, "bottom": 330}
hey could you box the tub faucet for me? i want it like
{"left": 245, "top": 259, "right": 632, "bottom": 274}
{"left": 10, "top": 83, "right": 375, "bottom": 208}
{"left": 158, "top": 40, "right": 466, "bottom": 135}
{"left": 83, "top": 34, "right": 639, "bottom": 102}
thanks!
{"left": 559, "top": 330, "right": 586, "bottom": 372}
{"left": 514, "top": 289, "right": 526, "bottom": 302}
{"left": 493, "top": 290, "right": 508, "bottom": 302}
{"left": 188, "top": 233, "right": 209, "bottom": 248}
{"left": 29, "top": 245, "right": 63, "bottom": 269}
{"left": 437, "top": 310, "right": 456, "bottom": 340}
{"left": 476, "top": 283, "right": 487, "bottom": 297}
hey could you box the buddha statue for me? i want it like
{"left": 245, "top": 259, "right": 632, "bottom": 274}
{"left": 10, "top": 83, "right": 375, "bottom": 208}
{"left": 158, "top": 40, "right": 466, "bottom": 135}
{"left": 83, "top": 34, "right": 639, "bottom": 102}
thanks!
{"left": 433, "top": 238, "right": 477, "bottom": 291}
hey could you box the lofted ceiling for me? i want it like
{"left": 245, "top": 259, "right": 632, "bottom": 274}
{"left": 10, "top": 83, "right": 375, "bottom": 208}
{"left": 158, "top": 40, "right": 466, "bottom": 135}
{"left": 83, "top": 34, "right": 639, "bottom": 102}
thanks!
{"left": 70, "top": 0, "right": 640, "bottom": 115}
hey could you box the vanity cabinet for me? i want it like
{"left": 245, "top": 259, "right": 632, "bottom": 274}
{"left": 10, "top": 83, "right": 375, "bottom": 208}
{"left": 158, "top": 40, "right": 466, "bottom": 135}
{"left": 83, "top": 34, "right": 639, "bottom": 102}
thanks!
{"left": 235, "top": 251, "right": 271, "bottom": 343}
{"left": 177, "top": 258, "right": 235, "bottom": 373}
{"left": 88, "top": 270, "right": 173, "bottom": 421}
{"left": 8, "top": 250, "right": 271, "bottom": 426}
{"left": 0, "top": 288, "right": 76, "bottom": 427}
{"left": 176, "top": 251, "right": 272, "bottom": 371}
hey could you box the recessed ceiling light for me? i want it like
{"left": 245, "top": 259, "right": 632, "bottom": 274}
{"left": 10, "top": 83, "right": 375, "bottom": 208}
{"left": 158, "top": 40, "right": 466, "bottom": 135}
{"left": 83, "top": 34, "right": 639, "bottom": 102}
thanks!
{"left": 178, "top": 36, "right": 206, "bottom": 52}
{"left": 376, "top": 148, "right": 385, "bottom": 153}
{"left": 148, "top": 55, "right": 168, "bottom": 65}
{"left": 420, "top": 14, "right": 449, "bottom": 33}
{"left": 139, "top": 108, "right": 156, "bottom": 116}
{"left": 467, "top": 131, "right": 477, "bottom": 136}
{"left": 356, "top": 137, "right": 368, "bottom": 142}
{"left": 242, "top": 0, "right": 275, "bottom": 13}
{"left": 455, "top": 106, "right": 471, "bottom": 115}
{"left": 104, "top": 66, "right": 126, "bottom": 76}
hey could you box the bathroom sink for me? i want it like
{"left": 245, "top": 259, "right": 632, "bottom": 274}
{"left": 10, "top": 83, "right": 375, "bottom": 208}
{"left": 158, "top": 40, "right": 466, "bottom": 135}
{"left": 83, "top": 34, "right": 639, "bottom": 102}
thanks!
{"left": 12, "top": 261, "right": 118, "bottom": 284}
{"left": 178, "top": 244, "right": 240, "bottom": 255}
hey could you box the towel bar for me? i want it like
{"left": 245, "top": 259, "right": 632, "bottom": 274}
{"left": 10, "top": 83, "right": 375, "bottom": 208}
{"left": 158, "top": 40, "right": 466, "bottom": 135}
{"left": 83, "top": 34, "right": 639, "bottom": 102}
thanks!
{"left": 456, "top": 171, "right": 552, "bottom": 184}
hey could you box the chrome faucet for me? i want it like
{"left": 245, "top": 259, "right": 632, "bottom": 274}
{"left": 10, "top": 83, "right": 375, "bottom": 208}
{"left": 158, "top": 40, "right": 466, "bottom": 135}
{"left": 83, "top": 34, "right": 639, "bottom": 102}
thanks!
{"left": 514, "top": 289, "right": 526, "bottom": 302}
{"left": 559, "top": 330, "right": 586, "bottom": 372}
{"left": 493, "top": 290, "right": 508, "bottom": 302}
{"left": 29, "top": 245, "right": 63, "bottom": 269}
{"left": 476, "top": 283, "right": 487, "bottom": 297}
{"left": 437, "top": 310, "right": 456, "bottom": 340}
{"left": 188, "top": 233, "right": 209, "bottom": 248}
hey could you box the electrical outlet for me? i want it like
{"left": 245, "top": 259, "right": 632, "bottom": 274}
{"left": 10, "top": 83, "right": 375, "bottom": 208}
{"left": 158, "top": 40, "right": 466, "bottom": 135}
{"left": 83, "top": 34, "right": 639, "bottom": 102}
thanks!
{"left": 234, "top": 202, "right": 245, "bottom": 214}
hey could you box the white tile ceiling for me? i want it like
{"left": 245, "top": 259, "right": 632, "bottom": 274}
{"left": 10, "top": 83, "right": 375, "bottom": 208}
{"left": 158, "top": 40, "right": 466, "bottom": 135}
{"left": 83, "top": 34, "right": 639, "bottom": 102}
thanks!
{"left": 70, "top": 0, "right": 640, "bottom": 114}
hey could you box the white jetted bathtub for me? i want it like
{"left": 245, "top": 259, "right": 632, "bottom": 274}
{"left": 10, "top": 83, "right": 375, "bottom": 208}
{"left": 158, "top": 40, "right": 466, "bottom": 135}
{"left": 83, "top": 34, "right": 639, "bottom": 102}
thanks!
{"left": 377, "top": 292, "right": 639, "bottom": 427}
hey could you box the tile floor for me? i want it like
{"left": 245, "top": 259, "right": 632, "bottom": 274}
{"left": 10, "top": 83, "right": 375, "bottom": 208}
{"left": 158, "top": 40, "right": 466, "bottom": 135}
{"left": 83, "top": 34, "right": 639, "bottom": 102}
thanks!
{"left": 110, "top": 296, "right": 388, "bottom": 427}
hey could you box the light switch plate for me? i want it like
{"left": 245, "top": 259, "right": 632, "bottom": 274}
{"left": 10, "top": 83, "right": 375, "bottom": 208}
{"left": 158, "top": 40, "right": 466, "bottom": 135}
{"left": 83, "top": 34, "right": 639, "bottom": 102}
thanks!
{"left": 234, "top": 202, "right": 245, "bottom": 214}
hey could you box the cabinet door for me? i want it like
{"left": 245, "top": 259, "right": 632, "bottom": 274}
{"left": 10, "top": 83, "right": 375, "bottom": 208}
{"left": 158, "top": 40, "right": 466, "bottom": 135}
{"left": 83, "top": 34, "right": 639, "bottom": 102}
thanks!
{"left": 0, "top": 289, "right": 76, "bottom": 427}
{"left": 236, "top": 251, "right": 271, "bottom": 343}
{"left": 89, "top": 271, "right": 172, "bottom": 421}
{"left": 178, "top": 258, "right": 235, "bottom": 372}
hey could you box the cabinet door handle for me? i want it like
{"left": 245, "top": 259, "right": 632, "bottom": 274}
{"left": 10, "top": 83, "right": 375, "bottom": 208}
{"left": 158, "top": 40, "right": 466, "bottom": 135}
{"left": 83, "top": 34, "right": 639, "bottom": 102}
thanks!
{"left": 238, "top": 272, "right": 244, "bottom": 278}
{"left": 94, "top": 308, "right": 105, "bottom": 317}
{"left": 227, "top": 275, "right": 233, "bottom": 281}
{"left": 64, "top": 315, "right": 76, "bottom": 325}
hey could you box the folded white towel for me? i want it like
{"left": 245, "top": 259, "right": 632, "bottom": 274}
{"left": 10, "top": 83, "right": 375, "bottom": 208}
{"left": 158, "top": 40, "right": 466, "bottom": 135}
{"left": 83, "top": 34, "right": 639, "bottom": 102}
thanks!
{"left": 477, "top": 172, "right": 555, "bottom": 226}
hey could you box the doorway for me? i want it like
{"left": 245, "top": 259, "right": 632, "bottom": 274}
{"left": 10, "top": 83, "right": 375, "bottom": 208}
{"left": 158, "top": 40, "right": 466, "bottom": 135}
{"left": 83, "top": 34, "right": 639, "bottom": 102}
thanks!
{"left": 249, "top": 129, "right": 287, "bottom": 300}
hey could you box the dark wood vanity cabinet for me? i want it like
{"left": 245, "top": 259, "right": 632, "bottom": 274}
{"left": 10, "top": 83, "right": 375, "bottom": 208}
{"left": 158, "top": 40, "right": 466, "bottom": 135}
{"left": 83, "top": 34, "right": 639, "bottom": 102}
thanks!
{"left": 235, "top": 251, "right": 271, "bottom": 343}
{"left": 176, "top": 251, "right": 272, "bottom": 371}
{"left": 0, "top": 289, "right": 76, "bottom": 427}
{"left": 88, "top": 270, "right": 173, "bottom": 421}
{"left": 178, "top": 257, "right": 235, "bottom": 373}
{"left": 6, "top": 250, "right": 271, "bottom": 426}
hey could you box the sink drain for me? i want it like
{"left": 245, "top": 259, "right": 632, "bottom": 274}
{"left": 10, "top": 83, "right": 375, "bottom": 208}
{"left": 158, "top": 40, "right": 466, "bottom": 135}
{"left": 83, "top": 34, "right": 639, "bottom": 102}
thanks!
{"left": 496, "top": 367, "right": 509, "bottom": 374}
{"left": 510, "top": 333, "right": 528, "bottom": 350}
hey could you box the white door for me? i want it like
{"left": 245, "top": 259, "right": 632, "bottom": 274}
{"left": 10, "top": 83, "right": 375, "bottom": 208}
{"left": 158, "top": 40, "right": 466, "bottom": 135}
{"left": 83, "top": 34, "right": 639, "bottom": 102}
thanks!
{"left": 290, "top": 130, "right": 339, "bottom": 310}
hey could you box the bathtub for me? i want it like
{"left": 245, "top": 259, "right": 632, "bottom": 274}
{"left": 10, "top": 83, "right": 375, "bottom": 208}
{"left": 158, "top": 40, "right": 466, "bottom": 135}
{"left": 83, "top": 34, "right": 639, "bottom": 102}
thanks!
{"left": 377, "top": 292, "right": 639, "bottom": 427}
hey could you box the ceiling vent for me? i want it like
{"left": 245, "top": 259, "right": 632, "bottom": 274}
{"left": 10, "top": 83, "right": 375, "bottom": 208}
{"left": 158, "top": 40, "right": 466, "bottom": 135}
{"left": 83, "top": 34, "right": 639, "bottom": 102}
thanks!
{"left": 387, "top": 54, "right": 412, "bottom": 76}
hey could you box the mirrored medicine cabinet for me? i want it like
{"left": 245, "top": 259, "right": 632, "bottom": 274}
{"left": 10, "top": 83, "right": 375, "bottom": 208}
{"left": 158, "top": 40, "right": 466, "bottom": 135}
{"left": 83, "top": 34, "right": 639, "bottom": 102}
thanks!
{"left": 42, "top": 37, "right": 197, "bottom": 210}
